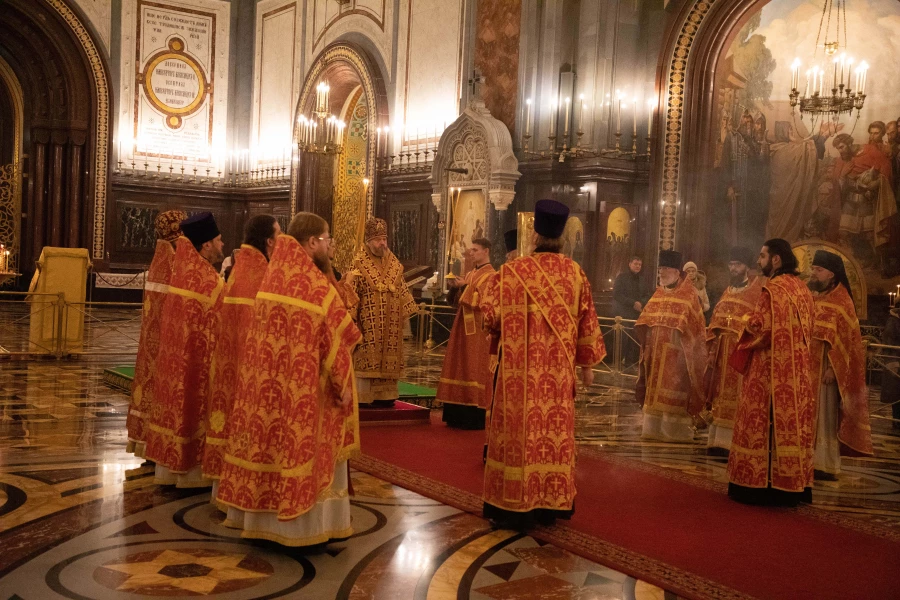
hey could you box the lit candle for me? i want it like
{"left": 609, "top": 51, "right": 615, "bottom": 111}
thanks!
{"left": 846, "top": 57, "right": 854, "bottom": 88}
{"left": 549, "top": 102, "right": 557, "bottom": 137}
{"left": 563, "top": 97, "right": 571, "bottom": 137}
{"left": 832, "top": 57, "right": 838, "bottom": 91}
{"left": 384, "top": 126, "right": 390, "bottom": 156}
{"left": 616, "top": 95, "right": 621, "bottom": 134}
{"left": 839, "top": 53, "right": 845, "bottom": 86}
{"left": 578, "top": 94, "right": 584, "bottom": 133}
{"left": 804, "top": 70, "right": 810, "bottom": 97}
{"left": 525, "top": 98, "right": 532, "bottom": 136}
{"left": 632, "top": 98, "right": 637, "bottom": 138}
{"left": 647, "top": 99, "right": 654, "bottom": 137}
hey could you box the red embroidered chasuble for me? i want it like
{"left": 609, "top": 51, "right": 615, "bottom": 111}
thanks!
{"left": 727, "top": 274, "right": 816, "bottom": 492}
{"left": 203, "top": 245, "right": 270, "bottom": 480}
{"left": 479, "top": 253, "right": 606, "bottom": 513}
{"left": 706, "top": 277, "right": 764, "bottom": 428}
{"left": 144, "top": 237, "right": 225, "bottom": 477}
{"left": 810, "top": 284, "right": 874, "bottom": 456}
{"left": 635, "top": 278, "right": 708, "bottom": 419}
{"left": 127, "top": 240, "right": 175, "bottom": 457}
{"left": 349, "top": 248, "right": 416, "bottom": 381}
{"left": 328, "top": 271, "right": 359, "bottom": 320}
{"left": 436, "top": 264, "right": 496, "bottom": 409}
{"left": 216, "top": 235, "right": 362, "bottom": 521}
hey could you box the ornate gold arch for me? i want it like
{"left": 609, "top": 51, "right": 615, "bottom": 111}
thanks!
{"left": 44, "top": 0, "right": 111, "bottom": 260}
{"left": 0, "top": 56, "right": 23, "bottom": 275}
{"left": 656, "top": 0, "right": 716, "bottom": 253}
{"left": 290, "top": 43, "right": 380, "bottom": 218}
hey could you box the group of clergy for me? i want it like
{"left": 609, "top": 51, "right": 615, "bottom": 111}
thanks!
{"left": 636, "top": 240, "right": 874, "bottom": 505}
{"left": 126, "top": 208, "right": 414, "bottom": 546}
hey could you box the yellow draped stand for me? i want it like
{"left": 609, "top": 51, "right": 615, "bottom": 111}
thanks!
{"left": 28, "top": 247, "right": 91, "bottom": 355}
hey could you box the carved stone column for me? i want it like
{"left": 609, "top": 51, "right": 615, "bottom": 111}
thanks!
{"left": 49, "top": 131, "right": 67, "bottom": 247}
{"left": 67, "top": 135, "right": 85, "bottom": 247}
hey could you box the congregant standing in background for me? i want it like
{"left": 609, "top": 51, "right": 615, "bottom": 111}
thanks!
{"left": 345, "top": 218, "right": 416, "bottom": 406}
{"left": 126, "top": 209, "right": 187, "bottom": 460}
{"left": 479, "top": 200, "right": 606, "bottom": 528}
{"left": 203, "top": 215, "right": 280, "bottom": 491}
{"left": 635, "top": 250, "right": 707, "bottom": 442}
{"left": 216, "top": 213, "right": 361, "bottom": 546}
{"left": 144, "top": 212, "right": 225, "bottom": 488}
{"left": 807, "top": 250, "right": 873, "bottom": 480}
{"left": 437, "top": 238, "right": 496, "bottom": 430}
{"left": 728, "top": 239, "right": 815, "bottom": 506}
{"left": 705, "top": 247, "right": 763, "bottom": 456}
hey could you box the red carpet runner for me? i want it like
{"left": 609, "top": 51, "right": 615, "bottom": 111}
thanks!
{"left": 354, "top": 414, "right": 900, "bottom": 600}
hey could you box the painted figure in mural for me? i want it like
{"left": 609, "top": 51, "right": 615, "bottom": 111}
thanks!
{"left": 478, "top": 200, "right": 605, "bottom": 528}
{"left": 144, "top": 212, "right": 225, "bottom": 488}
{"left": 437, "top": 238, "right": 495, "bottom": 430}
{"left": 807, "top": 250, "right": 873, "bottom": 481}
{"left": 635, "top": 250, "right": 707, "bottom": 443}
{"left": 203, "top": 216, "right": 279, "bottom": 487}
{"left": 718, "top": 110, "right": 771, "bottom": 250}
{"left": 831, "top": 129, "right": 896, "bottom": 271}
{"left": 727, "top": 239, "right": 815, "bottom": 507}
{"left": 704, "top": 247, "right": 763, "bottom": 457}
{"left": 346, "top": 218, "right": 417, "bottom": 406}
{"left": 127, "top": 209, "right": 186, "bottom": 460}
{"left": 216, "top": 213, "right": 361, "bottom": 547}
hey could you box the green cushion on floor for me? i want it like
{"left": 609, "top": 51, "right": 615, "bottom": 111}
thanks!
{"left": 398, "top": 382, "right": 436, "bottom": 398}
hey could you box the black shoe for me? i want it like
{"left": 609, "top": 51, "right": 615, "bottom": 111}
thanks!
{"left": 814, "top": 469, "right": 838, "bottom": 482}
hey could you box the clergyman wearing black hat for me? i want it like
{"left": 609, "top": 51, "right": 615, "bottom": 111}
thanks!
{"left": 504, "top": 229, "right": 519, "bottom": 262}
{"left": 181, "top": 212, "right": 225, "bottom": 265}
{"left": 480, "top": 199, "right": 607, "bottom": 530}
{"left": 808, "top": 249, "right": 851, "bottom": 298}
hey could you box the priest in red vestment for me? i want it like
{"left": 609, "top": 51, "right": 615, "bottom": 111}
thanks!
{"left": 438, "top": 237, "right": 496, "bottom": 430}
{"left": 479, "top": 200, "right": 606, "bottom": 528}
{"left": 728, "top": 239, "right": 816, "bottom": 506}
{"left": 705, "top": 247, "right": 763, "bottom": 455}
{"left": 635, "top": 250, "right": 707, "bottom": 442}
{"left": 807, "top": 250, "right": 874, "bottom": 480}
{"left": 204, "top": 215, "right": 280, "bottom": 488}
{"left": 127, "top": 209, "right": 186, "bottom": 459}
{"left": 216, "top": 213, "right": 361, "bottom": 546}
{"left": 144, "top": 212, "right": 225, "bottom": 487}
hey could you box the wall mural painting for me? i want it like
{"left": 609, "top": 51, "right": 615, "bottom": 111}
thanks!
{"left": 711, "top": 0, "right": 900, "bottom": 293}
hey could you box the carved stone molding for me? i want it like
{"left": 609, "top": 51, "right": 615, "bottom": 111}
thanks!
{"left": 429, "top": 99, "right": 520, "bottom": 214}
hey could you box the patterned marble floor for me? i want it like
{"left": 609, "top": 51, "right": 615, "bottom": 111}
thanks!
{"left": 0, "top": 360, "right": 685, "bottom": 599}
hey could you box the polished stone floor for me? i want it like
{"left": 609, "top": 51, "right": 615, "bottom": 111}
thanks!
{"left": 0, "top": 360, "right": 685, "bottom": 599}
{"left": 1, "top": 312, "right": 898, "bottom": 599}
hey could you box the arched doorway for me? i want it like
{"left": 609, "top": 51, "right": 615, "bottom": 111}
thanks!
{"left": 0, "top": 0, "right": 111, "bottom": 284}
{"left": 290, "top": 43, "right": 387, "bottom": 272}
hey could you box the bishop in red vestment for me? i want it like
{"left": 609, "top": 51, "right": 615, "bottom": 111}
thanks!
{"left": 127, "top": 210, "right": 186, "bottom": 458}
{"left": 479, "top": 200, "right": 606, "bottom": 528}
{"left": 728, "top": 239, "right": 816, "bottom": 506}
{"left": 144, "top": 212, "right": 225, "bottom": 487}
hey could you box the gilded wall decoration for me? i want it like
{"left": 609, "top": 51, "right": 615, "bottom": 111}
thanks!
{"left": 333, "top": 88, "right": 368, "bottom": 272}
{"left": 0, "top": 165, "right": 19, "bottom": 275}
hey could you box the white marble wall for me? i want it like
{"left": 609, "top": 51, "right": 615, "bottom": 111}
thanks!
{"left": 252, "top": 0, "right": 301, "bottom": 163}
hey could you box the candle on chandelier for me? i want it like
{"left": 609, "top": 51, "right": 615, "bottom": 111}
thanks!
{"left": 549, "top": 101, "right": 557, "bottom": 137}
{"left": 804, "top": 70, "right": 810, "bottom": 97}
{"left": 525, "top": 98, "right": 532, "bottom": 136}
{"left": 632, "top": 98, "right": 637, "bottom": 138}
{"left": 563, "top": 97, "right": 571, "bottom": 137}
{"left": 839, "top": 54, "right": 845, "bottom": 87}
{"left": 832, "top": 57, "right": 838, "bottom": 91}
{"left": 578, "top": 94, "right": 585, "bottom": 133}
{"left": 845, "top": 57, "right": 854, "bottom": 89}
{"left": 616, "top": 93, "right": 622, "bottom": 134}
{"left": 647, "top": 99, "right": 654, "bottom": 137}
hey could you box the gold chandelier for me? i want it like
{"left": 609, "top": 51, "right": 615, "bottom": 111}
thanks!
{"left": 297, "top": 81, "right": 345, "bottom": 155}
{"left": 788, "top": 0, "right": 867, "bottom": 120}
